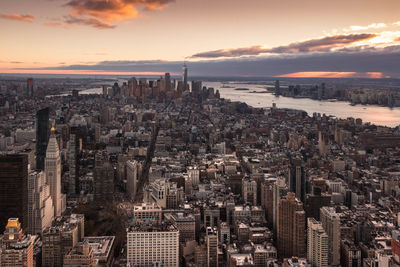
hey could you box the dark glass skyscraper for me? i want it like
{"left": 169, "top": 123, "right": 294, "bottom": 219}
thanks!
{"left": 288, "top": 158, "right": 306, "bottom": 203}
{"left": 182, "top": 63, "right": 188, "bottom": 90}
{"left": 0, "top": 154, "right": 28, "bottom": 230}
{"left": 36, "top": 107, "right": 50, "bottom": 170}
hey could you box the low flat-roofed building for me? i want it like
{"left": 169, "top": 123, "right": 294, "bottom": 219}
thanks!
{"left": 83, "top": 236, "right": 115, "bottom": 267}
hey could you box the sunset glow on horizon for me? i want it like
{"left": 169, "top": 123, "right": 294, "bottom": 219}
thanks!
{"left": 1, "top": 0, "right": 400, "bottom": 77}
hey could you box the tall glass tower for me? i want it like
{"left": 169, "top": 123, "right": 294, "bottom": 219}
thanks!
{"left": 36, "top": 107, "right": 50, "bottom": 170}
{"left": 182, "top": 63, "right": 188, "bottom": 90}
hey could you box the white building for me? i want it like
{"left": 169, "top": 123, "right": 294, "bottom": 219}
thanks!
{"left": 187, "top": 167, "right": 200, "bottom": 187}
{"left": 45, "top": 128, "right": 66, "bottom": 217}
{"left": 127, "top": 224, "right": 179, "bottom": 267}
{"left": 27, "top": 171, "right": 54, "bottom": 235}
{"left": 320, "top": 206, "right": 341, "bottom": 266}
{"left": 307, "top": 218, "right": 328, "bottom": 267}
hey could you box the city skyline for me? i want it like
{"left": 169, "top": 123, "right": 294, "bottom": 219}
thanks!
{"left": 1, "top": 0, "right": 400, "bottom": 77}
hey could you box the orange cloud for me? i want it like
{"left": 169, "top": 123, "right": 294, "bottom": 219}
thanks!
{"left": 192, "top": 34, "right": 377, "bottom": 58}
{"left": 44, "top": 21, "right": 63, "bottom": 27}
{"left": 64, "top": 0, "right": 174, "bottom": 28}
{"left": 277, "top": 71, "right": 387, "bottom": 78}
{"left": 64, "top": 16, "right": 116, "bottom": 29}
{"left": 0, "top": 13, "right": 35, "bottom": 22}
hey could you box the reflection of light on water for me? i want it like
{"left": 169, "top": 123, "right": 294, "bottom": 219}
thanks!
{"left": 203, "top": 81, "right": 400, "bottom": 128}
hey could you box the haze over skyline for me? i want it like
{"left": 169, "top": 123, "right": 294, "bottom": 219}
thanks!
{"left": 1, "top": 0, "right": 400, "bottom": 77}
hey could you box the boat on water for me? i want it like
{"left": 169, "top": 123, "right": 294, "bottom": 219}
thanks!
{"left": 221, "top": 83, "right": 234, "bottom": 88}
{"left": 235, "top": 88, "right": 250, "bottom": 91}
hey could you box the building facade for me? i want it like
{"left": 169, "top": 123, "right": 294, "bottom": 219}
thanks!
{"left": 127, "top": 224, "right": 179, "bottom": 267}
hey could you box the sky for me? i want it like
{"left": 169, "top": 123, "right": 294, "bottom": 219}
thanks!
{"left": 0, "top": 0, "right": 400, "bottom": 78}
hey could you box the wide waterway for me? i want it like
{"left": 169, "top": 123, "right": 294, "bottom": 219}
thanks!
{"left": 76, "top": 81, "right": 400, "bottom": 128}
{"left": 203, "top": 82, "right": 400, "bottom": 128}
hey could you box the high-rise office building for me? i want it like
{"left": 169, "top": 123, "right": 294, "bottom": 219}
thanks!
{"left": 126, "top": 160, "right": 138, "bottom": 201}
{"left": 127, "top": 224, "right": 179, "bottom": 267}
{"left": 188, "top": 167, "right": 200, "bottom": 186}
{"left": 182, "top": 63, "right": 188, "bottom": 90}
{"left": 93, "top": 151, "right": 114, "bottom": 201}
{"left": 307, "top": 218, "right": 328, "bottom": 267}
{"left": 68, "top": 127, "right": 79, "bottom": 195}
{"left": 274, "top": 80, "right": 280, "bottom": 95}
{"left": 242, "top": 177, "right": 257, "bottom": 205}
{"left": 288, "top": 158, "right": 306, "bottom": 203}
{"left": 27, "top": 171, "right": 54, "bottom": 235}
{"left": 320, "top": 207, "right": 341, "bottom": 266}
{"left": 0, "top": 154, "right": 29, "bottom": 230}
{"left": 128, "top": 77, "right": 138, "bottom": 97}
{"left": 272, "top": 177, "right": 287, "bottom": 236}
{"left": 191, "top": 80, "right": 202, "bottom": 95}
{"left": 206, "top": 227, "right": 218, "bottom": 267}
{"left": 27, "top": 78, "right": 34, "bottom": 97}
{"left": 45, "top": 127, "right": 66, "bottom": 217}
{"left": 277, "top": 192, "right": 306, "bottom": 259}
{"left": 165, "top": 72, "right": 172, "bottom": 91}
{"left": 0, "top": 218, "right": 36, "bottom": 267}
{"left": 261, "top": 180, "right": 274, "bottom": 227}
{"left": 36, "top": 107, "right": 50, "bottom": 170}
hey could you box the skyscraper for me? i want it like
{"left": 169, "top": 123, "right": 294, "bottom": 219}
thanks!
{"left": 36, "top": 107, "right": 50, "bottom": 170}
{"left": 274, "top": 80, "right": 280, "bottom": 95}
{"left": 45, "top": 127, "right": 66, "bottom": 217}
{"left": 27, "top": 78, "right": 34, "bottom": 97}
{"left": 165, "top": 72, "right": 171, "bottom": 91}
{"left": 0, "top": 154, "right": 29, "bottom": 230}
{"left": 128, "top": 77, "right": 138, "bottom": 97}
{"left": 307, "top": 218, "right": 328, "bottom": 267}
{"left": 27, "top": 171, "right": 54, "bottom": 235}
{"left": 288, "top": 158, "right": 306, "bottom": 203}
{"left": 272, "top": 177, "right": 287, "bottom": 236}
{"left": 68, "top": 127, "right": 79, "bottom": 195}
{"left": 206, "top": 227, "right": 218, "bottom": 267}
{"left": 182, "top": 63, "right": 188, "bottom": 90}
{"left": 93, "top": 151, "right": 114, "bottom": 201}
{"left": 277, "top": 192, "right": 306, "bottom": 259}
{"left": 320, "top": 207, "right": 341, "bottom": 266}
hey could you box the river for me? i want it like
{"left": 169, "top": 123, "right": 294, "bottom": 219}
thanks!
{"left": 203, "top": 82, "right": 400, "bottom": 128}
{"left": 76, "top": 81, "right": 400, "bottom": 128}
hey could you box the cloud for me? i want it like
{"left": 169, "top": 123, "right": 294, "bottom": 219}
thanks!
{"left": 15, "top": 45, "right": 400, "bottom": 78}
{"left": 192, "top": 34, "right": 377, "bottom": 58}
{"left": 268, "top": 34, "right": 377, "bottom": 53}
{"left": 44, "top": 21, "right": 63, "bottom": 27}
{"left": 277, "top": 71, "right": 386, "bottom": 79}
{"left": 63, "top": 0, "right": 174, "bottom": 28}
{"left": 64, "top": 15, "right": 116, "bottom": 29}
{"left": 191, "top": 46, "right": 269, "bottom": 58}
{"left": 394, "top": 21, "right": 400, "bottom": 26}
{"left": 345, "top": 23, "right": 387, "bottom": 31}
{"left": 0, "top": 13, "right": 35, "bottom": 22}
